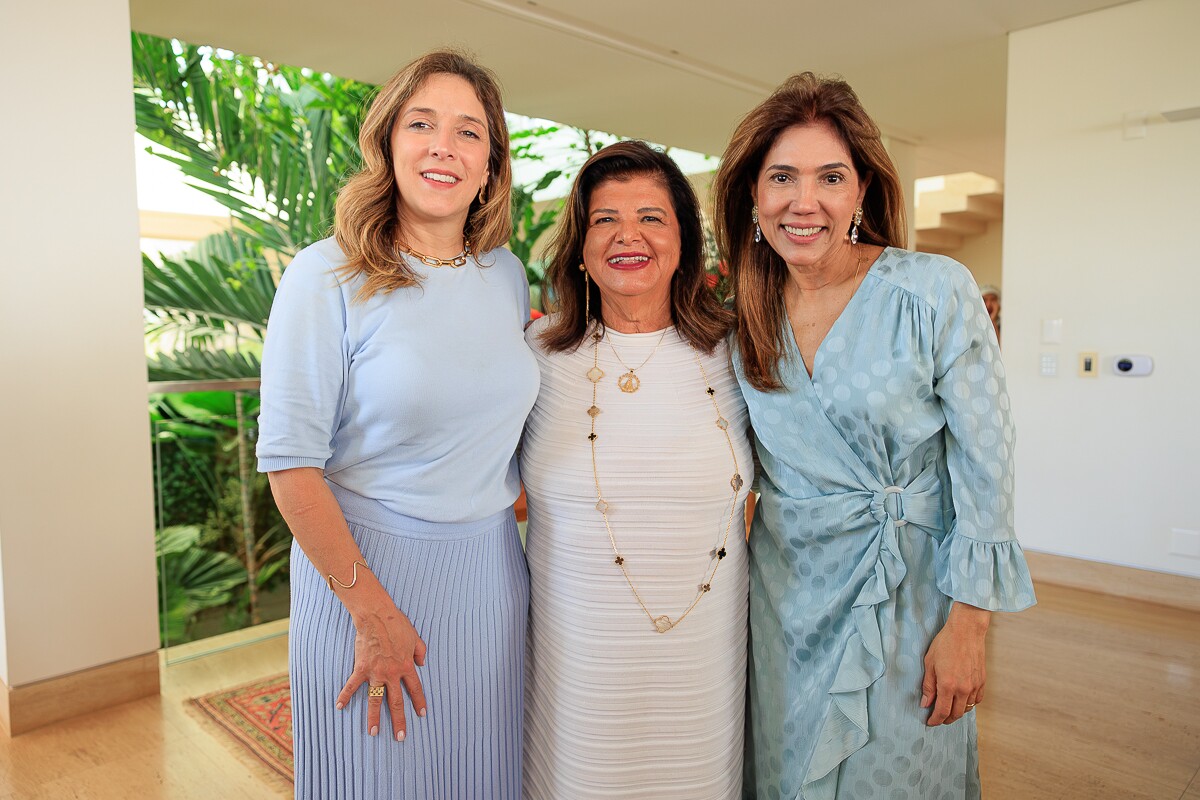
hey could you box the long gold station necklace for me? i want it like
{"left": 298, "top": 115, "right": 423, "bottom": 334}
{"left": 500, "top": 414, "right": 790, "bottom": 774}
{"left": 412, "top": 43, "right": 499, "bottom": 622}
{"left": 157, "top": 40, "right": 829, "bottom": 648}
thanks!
{"left": 586, "top": 327, "right": 744, "bottom": 633}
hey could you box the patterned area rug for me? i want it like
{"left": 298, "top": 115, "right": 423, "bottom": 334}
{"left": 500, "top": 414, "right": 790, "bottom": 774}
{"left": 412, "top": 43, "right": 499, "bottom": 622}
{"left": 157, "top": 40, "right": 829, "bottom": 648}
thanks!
{"left": 191, "top": 673, "right": 294, "bottom": 782}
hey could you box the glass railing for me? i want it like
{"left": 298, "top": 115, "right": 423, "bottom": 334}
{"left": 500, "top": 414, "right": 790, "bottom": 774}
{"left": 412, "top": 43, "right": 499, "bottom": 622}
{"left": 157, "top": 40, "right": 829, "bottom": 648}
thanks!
{"left": 150, "top": 379, "right": 290, "bottom": 662}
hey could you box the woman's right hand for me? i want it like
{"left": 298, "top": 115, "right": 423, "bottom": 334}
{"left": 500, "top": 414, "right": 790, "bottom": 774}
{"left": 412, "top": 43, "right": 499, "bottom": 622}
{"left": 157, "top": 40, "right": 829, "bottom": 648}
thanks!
{"left": 335, "top": 605, "right": 428, "bottom": 741}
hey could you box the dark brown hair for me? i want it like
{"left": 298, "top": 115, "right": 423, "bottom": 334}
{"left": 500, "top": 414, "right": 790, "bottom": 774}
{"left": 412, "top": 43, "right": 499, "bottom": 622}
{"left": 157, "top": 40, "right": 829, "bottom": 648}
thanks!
{"left": 540, "top": 140, "right": 732, "bottom": 353}
{"left": 713, "top": 72, "right": 908, "bottom": 391}
{"left": 334, "top": 50, "right": 512, "bottom": 301}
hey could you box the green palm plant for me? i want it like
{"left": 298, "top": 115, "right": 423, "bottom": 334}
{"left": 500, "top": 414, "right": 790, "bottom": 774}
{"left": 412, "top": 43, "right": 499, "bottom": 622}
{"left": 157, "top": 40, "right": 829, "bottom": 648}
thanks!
{"left": 510, "top": 168, "right": 562, "bottom": 313}
{"left": 134, "top": 33, "right": 373, "bottom": 380}
{"left": 156, "top": 524, "right": 248, "bottom": 645}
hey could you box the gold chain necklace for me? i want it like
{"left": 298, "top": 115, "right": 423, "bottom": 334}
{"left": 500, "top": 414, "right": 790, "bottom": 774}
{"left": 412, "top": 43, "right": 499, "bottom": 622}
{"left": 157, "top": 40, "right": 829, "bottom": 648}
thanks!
{"left": 402, "top": 239, "right": 472, "bottom": 268}
{"left": 604, "top": 327, "right": 668, "bottom": 393}
{"left": 586, "top": 328, "right": 744, "bottom": 633}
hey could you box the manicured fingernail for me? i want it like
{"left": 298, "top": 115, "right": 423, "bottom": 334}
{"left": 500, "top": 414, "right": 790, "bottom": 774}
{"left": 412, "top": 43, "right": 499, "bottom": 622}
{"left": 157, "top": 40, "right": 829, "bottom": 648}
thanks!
{"left": 418, "top": 708, "right": 426, "bottom": 718}
{"left": 336, "top": 702, "right": 344, "bottom": 710}
{"left": 396, "top": 730, "right": 406, "bottom": 741}
{"left": 370, "top": 725, "right": 378, "bottom": 736}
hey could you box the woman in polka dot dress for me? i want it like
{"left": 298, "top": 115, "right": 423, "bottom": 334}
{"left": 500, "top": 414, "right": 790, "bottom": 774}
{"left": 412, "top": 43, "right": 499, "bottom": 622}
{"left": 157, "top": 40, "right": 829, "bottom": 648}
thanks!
{"left": 714, "top": 72, "right": 1036, "bottom": 800}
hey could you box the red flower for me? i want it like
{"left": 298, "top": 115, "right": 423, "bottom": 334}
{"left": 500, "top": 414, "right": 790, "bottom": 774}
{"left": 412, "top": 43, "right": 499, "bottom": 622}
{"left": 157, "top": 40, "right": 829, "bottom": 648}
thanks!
{"left": 705, "top": 273, "right": 719, "bottom": 288}
{"left": 529, "top": 308, "right": 545, "bottom": 320}
{"left": 717, "top": 259, "right": 729, "bottom": 276}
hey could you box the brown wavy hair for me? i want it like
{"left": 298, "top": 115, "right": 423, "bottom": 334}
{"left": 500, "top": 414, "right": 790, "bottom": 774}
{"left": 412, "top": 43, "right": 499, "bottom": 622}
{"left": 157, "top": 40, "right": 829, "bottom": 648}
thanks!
{"left": 540, "top": 140, "right": 733, "bottom": 354}
{"left": 713, "top": 72, "right": 907, "bottom": 391}
{"left": 334, "top": 50, "right": 513, "bottom": 301}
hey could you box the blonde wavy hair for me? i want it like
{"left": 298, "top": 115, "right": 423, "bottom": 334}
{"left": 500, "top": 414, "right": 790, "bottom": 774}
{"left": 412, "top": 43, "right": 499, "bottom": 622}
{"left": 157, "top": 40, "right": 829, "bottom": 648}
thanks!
{"left": 334, "top": 50, "right": 513, "bottom": 301}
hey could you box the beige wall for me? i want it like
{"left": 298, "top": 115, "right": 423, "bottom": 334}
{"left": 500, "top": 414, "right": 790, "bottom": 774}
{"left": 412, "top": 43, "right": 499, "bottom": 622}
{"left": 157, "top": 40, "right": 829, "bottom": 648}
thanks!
{"left": 0, "top": 0, "right": 159, "bottom": 685}
{"left": 883, "top": 136, "right": 917, "bottom": 250}
{"left": 1005, "top": 0, "right": 1200, "bottom": 577}
{"left": 955, "top": 219, "right": 1003, "bottom": 292}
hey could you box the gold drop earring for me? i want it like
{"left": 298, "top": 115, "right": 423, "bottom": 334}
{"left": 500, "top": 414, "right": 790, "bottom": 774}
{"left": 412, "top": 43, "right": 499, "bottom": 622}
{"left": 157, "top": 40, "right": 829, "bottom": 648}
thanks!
{"left": 850, "top": 206, "right": 863, "bottom": 245}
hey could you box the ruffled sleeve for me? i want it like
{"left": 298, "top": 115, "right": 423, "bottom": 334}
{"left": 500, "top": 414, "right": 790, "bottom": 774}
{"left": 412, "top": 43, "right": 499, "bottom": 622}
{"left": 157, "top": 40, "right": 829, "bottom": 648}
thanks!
{"left": 930, "top": 262, "right": 1035, "bottom": 612}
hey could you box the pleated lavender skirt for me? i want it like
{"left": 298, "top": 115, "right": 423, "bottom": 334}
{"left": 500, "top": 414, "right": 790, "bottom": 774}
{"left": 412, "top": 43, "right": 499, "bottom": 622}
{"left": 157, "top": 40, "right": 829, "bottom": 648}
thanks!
{"left": 289, "top": 483, "right": 528, "bottom": 799}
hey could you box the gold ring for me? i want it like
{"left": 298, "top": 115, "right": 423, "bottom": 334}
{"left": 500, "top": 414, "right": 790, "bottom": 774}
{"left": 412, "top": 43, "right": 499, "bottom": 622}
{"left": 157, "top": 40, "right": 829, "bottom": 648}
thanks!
{"left": 368, "top": 685, "right": 385, "bottom": 698}
{"left": 966, "top": 703, "right": 976, "bottom": 709}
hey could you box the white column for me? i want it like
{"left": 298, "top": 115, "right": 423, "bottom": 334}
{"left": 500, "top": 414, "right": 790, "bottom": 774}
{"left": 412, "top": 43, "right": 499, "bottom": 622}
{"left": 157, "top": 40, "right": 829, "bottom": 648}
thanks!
{"left": 0, "top": 0, "right": 159, "bottom": 690}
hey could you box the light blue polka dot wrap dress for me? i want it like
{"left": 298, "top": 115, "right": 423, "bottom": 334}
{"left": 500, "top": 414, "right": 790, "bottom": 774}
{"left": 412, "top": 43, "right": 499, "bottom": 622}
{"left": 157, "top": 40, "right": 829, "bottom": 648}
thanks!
{"left": 736, "top": 248, "right": 1036, "bottom": 800}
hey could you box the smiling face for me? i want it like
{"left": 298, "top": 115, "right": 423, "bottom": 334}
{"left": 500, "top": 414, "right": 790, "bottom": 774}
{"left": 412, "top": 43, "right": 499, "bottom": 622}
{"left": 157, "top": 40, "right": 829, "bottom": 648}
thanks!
{"left": 390, "top": 73, "right": 490, "bottom": 236}
{"left": 753, "top": 121, "right": 869, "bottom": 272}
{"left": 582, "top": 174, "right": 681, "bottom": 320}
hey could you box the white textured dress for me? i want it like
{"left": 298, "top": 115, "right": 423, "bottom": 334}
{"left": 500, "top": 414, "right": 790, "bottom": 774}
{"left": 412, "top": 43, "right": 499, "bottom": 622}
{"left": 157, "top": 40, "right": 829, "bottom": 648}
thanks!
{"left": 520, "top": 317, "right": 753, "bottom": 800}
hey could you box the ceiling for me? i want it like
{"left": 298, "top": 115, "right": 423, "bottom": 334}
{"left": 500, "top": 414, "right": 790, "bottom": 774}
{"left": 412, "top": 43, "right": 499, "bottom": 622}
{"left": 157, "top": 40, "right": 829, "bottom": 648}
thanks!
{"left": 128, "top": 0, "right": 1132, "bottom": 181}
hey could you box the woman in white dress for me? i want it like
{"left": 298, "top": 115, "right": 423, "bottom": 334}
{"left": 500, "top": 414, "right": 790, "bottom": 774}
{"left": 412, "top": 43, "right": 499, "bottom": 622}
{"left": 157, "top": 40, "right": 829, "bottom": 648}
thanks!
{"left": 521, "top": 140, "right": 753, "bottom": 799}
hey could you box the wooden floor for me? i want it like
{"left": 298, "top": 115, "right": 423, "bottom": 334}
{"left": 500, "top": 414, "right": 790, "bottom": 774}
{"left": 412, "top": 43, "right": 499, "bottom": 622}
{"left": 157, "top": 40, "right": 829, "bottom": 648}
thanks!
{"left": 979, "top": 583, "right": 1200, "bottom": 799}
{"left": 0, "top": 583, "right": 1196, "bottom": 799}
{"left": 0, "top": 622, "right": 293, "bottom": 799}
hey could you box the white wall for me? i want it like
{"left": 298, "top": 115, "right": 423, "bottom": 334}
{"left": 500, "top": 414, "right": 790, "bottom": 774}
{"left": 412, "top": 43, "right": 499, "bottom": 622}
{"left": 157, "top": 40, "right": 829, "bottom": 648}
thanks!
{"left": 0, "top": 0, "right": 160, "bottom": 685}
{"left": 1005, "top": 0, "right": 1200, "bottom": 578}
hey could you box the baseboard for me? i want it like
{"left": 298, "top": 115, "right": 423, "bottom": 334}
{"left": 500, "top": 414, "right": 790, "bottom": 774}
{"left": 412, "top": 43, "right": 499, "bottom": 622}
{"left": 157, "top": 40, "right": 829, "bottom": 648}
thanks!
{"left": 0, "top": 651, "right": 160, "bottom": 737}
{"left": 1026, "top": 550, "right": 1200, "bottom": 613}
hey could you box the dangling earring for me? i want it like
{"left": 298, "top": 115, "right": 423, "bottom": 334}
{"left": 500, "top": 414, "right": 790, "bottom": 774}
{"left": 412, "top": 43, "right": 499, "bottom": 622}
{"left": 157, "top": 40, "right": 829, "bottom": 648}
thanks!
{"left": 752, "top": 206, "right": 762, "bottom": 243}
{"left": 579, "top": 263, "right": 590, "bottom": 321}
{"left": 850, "top": 206, "right": 863, "bottom": 245}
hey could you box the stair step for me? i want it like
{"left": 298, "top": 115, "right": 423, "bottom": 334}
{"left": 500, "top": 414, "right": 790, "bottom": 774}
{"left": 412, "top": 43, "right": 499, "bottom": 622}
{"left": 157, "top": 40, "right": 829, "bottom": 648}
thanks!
{"left": 914, "top": 228, "right": 964, "bottom": 251}
{"left": 913, "top": 173, "right": 1003, "bottom": 253}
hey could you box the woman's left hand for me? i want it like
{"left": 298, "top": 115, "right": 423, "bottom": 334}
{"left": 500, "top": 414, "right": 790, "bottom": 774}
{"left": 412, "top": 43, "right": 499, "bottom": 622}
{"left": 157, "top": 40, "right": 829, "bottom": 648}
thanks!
{"left": 921, "top": 601, "right": 991, "bottom": 726}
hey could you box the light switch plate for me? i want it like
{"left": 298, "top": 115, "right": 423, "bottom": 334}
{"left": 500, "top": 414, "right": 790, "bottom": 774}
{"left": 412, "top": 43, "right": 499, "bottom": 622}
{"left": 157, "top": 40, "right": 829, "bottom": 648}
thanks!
{"left": 1041, "top": 319, "right": 1063, "bottom": 345}
{"left": 1040, "top": 353, "right": 1058, "bottom": 377}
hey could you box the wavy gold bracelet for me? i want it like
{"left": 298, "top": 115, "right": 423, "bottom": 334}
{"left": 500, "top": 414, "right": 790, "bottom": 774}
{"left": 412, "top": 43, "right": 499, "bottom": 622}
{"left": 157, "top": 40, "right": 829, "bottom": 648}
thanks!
{"left": 326, "top": 560, "right": 370, "bottom": 591}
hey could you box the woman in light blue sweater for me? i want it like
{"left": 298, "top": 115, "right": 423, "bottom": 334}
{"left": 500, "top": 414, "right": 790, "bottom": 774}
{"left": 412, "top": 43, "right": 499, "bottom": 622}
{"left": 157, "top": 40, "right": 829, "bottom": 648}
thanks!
{"left": 256, "top": 51, "right": 538, "bottom": 798}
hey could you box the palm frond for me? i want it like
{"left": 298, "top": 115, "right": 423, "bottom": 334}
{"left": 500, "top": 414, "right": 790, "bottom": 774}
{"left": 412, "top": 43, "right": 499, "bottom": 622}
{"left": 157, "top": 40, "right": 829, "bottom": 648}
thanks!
{"left": 148, "top": 349, "right": 263, "bottom": 382}
{"left": 143, "top": 233, "right": 277, "bottom": 335}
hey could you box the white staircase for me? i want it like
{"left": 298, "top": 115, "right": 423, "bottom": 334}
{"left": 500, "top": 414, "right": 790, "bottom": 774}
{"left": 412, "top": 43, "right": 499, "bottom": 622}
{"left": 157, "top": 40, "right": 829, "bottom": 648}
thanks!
{"left": 914, "top": 173, "right": 1003, "bottom": 254}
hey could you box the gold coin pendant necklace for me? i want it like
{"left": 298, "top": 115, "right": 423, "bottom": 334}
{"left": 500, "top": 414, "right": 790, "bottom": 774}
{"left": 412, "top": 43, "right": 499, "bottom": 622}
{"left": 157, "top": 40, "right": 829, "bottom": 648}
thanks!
{"left": 586, "top": 327, "right": 744, "bottom": 633}
{"left": 605, "top": 327, "right": 668, "bottom": 393}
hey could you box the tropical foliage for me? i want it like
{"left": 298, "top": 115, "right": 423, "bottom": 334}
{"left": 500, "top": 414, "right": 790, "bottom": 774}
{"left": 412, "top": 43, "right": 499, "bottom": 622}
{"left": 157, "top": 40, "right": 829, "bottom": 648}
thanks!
{"left": 134, "top": 32, "right": 373, "bottom": 380}
{"left": 155, "top": 524, "right": 247, "bottom": 644}
{"left": 151, "top": 389, "right": 289, "bottom": 645}
{"left": 510, "top": 166, "right": 561, "bottom": 313}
